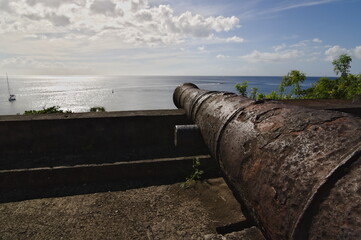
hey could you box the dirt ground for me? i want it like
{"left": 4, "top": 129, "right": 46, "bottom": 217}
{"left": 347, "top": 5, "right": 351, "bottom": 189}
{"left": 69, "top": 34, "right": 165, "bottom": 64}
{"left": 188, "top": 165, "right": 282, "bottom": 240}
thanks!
{"left": 0, "top": 178, "right": 264, "bottom": 240}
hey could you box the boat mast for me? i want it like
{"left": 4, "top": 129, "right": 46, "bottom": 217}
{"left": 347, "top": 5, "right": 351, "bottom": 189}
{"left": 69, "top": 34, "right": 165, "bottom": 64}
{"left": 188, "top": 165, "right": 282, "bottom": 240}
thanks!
{"left": 6, "top": 72, "right": 11, "bottom": 95}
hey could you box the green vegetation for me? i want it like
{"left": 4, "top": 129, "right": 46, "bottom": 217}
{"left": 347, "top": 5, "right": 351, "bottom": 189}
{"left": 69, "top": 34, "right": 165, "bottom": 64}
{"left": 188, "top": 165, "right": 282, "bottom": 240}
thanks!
{"left": 90, "top": 106, "right": 106, "bottom": 112}
{"left": 332, "top": 54, "right": 352, "bottom": 78}
{"left": 304, "top": 74, "right": 361, "bottom": 99}
{"left": 180, "top": 158, "right": 204, "bottom": 188}
{"left": 279, "top": 70, "right": 306, "bottom": 99}
{"left": 24, "top": 106, "right": 72, "bottom": 115}
{"left": 234, "top": 81, "right": 248, "bottom": 97}
{"left": 235, "top": 54, "right": 361, "bottom": 100}
{"left": 250, "top": 87, "right": 258, "bottom": 100}
{"left": 24, "top": 106, "right": 107, "bottom": 114}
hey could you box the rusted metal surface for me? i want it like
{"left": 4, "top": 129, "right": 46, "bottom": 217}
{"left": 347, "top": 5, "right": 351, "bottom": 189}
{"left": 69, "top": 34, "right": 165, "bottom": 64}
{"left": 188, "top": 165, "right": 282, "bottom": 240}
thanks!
{"left": 173, "top": 83, "right": 361, "bottom": 240}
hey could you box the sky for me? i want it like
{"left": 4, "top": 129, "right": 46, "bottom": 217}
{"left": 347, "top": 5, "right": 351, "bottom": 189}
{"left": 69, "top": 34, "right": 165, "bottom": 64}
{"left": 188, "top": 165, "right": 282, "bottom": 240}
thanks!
{"left": 0, "top": 0, "right": 360, "bottom": 76}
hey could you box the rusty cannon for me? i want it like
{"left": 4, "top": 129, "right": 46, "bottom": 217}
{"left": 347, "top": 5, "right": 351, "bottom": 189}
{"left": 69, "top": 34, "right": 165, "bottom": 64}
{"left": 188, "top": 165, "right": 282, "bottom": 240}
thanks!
{"left": 173, "top": 83, "right": 361, "bottom": 240}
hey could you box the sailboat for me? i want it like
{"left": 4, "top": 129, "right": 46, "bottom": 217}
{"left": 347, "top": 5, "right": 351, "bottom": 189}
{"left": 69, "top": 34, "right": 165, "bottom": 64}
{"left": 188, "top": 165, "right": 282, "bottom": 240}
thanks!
{"left": 6, "top": 73, "right": 16, "bottom": 102}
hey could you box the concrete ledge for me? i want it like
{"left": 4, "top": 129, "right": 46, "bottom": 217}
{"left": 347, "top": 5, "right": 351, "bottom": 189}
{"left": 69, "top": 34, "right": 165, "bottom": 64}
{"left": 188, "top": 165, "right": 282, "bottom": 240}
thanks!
{"left": 0, "top": 109, "right": 209, "bottom": 170}
{"left": 0, "top": 155, "right": 220, "bottom": 191}
{"left": 0, "top": 109, "right": 187, "bottom": 122}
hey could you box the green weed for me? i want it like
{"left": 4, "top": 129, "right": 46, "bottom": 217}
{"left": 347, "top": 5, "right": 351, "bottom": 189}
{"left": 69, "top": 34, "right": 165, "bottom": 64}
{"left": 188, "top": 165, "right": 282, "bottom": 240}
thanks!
{"left": 180, "top": 158, "right": 204, "bottom": 188}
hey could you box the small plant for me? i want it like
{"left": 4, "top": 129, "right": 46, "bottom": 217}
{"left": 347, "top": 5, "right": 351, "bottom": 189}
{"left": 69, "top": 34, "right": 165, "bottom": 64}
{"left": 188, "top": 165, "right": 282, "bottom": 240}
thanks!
{"left": 90, "top": 106, "right": 106, "bottom": 112}
{"left": 250, "top": 87, "right": 258, "bottom": 99}
{"left": 180, "top": 158, "right": 204, "bottom": 188}
{"left": 266, "top": 90, "right": 280, "bottom": 100}
{"left": 256, "top": 93, "right": 265, "bottom": 100}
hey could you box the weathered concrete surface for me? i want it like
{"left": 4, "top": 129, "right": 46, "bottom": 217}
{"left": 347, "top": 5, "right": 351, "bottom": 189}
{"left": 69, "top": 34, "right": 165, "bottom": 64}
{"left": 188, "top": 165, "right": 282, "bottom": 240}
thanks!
{"left": 0, "top": 178, "right": 263, "bottom": 240}
{"left": 0, "top": 110, "right": 209, "bottom": 170}
{"left": 205, "top": 226, "right": 265, "bottom": 240}
{"left": 0, "top": 155, "right": 219, "bottom": 193}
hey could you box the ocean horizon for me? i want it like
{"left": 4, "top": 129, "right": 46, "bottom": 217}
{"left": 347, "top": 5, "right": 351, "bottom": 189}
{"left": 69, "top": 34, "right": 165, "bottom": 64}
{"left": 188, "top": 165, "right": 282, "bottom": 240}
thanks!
{"left": 0, "top": 75, "right": 336, "bottom": 116}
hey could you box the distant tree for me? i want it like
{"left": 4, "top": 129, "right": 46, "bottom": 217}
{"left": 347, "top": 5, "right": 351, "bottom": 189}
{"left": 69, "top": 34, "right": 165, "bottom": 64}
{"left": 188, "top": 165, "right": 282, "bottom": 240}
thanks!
{"left": 90, "top": 106, "right": 106, "bottom": 112}
{"left": 303, "top": 74, "right": 361, "bottom": 100}
{"left": 233, "top": 63, "right": 361, "bottom": 100}
{"left": 332, "top": 54, "right": 352, "bottom": 78}
{"left": 303, "top": 77, "right": 336, "bottom": 99}
{"left": 279, "top": 70, "right": 306, "bottom": 98}
{"left": 345, "top": 74, "right": 361, "bottom": 99}
{"left": 235, "top": 81, "right": 248, "bottom": 97}
{"left": 24, "top": 106, "right": 72, "bottom": 114}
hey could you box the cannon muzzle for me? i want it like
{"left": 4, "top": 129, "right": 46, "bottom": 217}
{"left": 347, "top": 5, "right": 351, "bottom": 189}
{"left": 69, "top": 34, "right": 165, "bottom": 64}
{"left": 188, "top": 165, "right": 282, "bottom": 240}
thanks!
{"left": 173, "top": 83, "right": 361, "bottom": 240}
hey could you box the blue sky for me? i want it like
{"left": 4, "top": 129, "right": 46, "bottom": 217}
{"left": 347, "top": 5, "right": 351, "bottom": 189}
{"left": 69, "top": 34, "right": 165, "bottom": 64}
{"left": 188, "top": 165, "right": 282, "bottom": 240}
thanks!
{"left": 0, "top": 0, "right": 360, "bottom": 76}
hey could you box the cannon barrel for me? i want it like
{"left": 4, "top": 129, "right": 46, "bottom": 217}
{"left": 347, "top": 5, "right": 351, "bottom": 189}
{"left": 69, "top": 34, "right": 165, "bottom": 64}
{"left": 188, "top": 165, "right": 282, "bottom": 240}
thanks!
{"left": 173, "top": 83, "right": 361, "bottom": 240}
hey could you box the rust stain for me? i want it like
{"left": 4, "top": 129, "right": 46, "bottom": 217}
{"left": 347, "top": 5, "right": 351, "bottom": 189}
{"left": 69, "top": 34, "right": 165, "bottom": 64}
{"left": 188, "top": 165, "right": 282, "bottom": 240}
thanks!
{"left": 173, "top": 83, "right": 361, "bottom": 240}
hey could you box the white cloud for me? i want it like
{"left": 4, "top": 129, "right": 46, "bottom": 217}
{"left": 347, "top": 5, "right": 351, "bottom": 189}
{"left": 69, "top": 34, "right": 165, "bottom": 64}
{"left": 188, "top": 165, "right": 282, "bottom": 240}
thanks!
{"left": 239, "top": 38, "right": 333, "bottom": 63}
{"left": 0, "top": 56, "right": 65, "bottom": 70}
{"left": 25, "top": 0, "right": 84, "bottom": 8}
{"left": 166, "top": 11, "right": 239, "bottom": 39}
{"left": 216, "top": 54, "right": 229, "bottom": 59}
{"left": 45, "top": 13, "right": 71, "bottom": 26}
{"left": 0, "top": 55, "right": 95, "bottom": 74}
{"left": 135, "top": 9, "right": 153, "bottom": 21}
{"left": 264, "top": 0, "right": 339, "bottom": 14}
{"left": 0, "top": 0, "right": 240, "bottom": 47}
{"left": 324, "top": 45, "right": 350, "bottom": 61}
{"left": 291, "top": 40, "right": 308, "bottom": 48}
{"left": 273, "top": 43, "right": 287, "bottom": 52}
{"left": 0, "top": 0, "right": 247, "bottom": 75}
{"left": 289, "top": 38, "right": 322, "bottom": 48}
{"left": 131, "top": 0, "right": 149, "bottom": 12}
{"left": 210, "top": 16, "right": 240, "bottom": 32}
{"left": 312, "top": 38, "right": 322, "bottom": 43}
{"left": 0, "top": 0, "right": 12, "bottom": 12}
{"left": 225, "top": 36, "right": 244, "bottom": 43}
{"left": 354, "top": 46, "right": 361, "bottom": 59}
{"left": 306, "top": 57, "right": 318, "bottom": 62}
{"left": 240, "top": 49, "right": 303, "bottom": 62}
{"left": 197, "top": 45, "right": 208, "bottom": 53}
{"left": 90, "top": 0, "right": 123, "bottom": 16}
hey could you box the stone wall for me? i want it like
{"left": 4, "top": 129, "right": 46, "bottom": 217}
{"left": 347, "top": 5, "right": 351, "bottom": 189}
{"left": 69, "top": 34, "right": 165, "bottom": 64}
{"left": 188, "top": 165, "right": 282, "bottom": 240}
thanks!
{"left": 0, "top": 110, "right": 208, "bottom": 170}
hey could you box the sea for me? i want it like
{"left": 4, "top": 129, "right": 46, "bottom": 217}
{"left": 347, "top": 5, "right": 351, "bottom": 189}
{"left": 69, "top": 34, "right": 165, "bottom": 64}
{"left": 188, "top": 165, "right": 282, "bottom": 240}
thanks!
{"left": 0, "top": 75, "right": 330, "bottom": 116}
